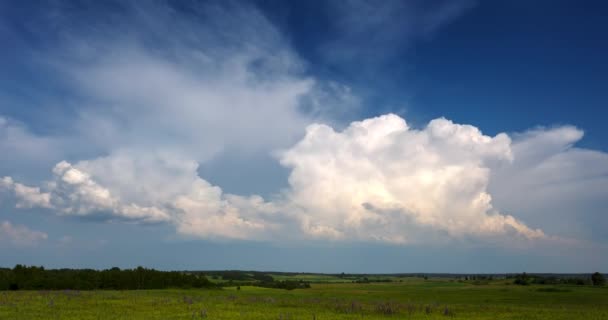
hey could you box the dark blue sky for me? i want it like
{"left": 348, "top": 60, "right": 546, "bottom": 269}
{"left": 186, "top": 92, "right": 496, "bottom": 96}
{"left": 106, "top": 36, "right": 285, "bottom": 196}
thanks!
{"left": 254, "top": 0, "right": 608, "bottom": 147}
{"left": 410, "top": 1, "right": 608, "bottom": 148}
{"left": 0, "top": 0, "right": 607, "bottom": 272}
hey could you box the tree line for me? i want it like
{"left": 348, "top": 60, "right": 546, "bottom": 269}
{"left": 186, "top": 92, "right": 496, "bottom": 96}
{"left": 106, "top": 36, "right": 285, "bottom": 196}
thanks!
{"left": 202, "top": 270, "right": 311, "bottom": 290}
{"left": 510, "top": 272, "right": 606, "bottom": 286}
{"left": 0, "top": 265, "right": 215, "bottom": 290}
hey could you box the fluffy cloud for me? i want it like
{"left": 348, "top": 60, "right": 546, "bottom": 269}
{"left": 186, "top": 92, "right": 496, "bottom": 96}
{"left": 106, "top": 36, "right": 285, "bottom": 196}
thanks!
{"left": 3, "top": 114, "right": 568, "bottom": 245}
{"left": 2, "top": 151, "right": 278, "bottom": 239}
{"left": 1, "top": 176, "right": 52, "bottom": 209}
{"left": 279, "top": 114, "right": 544, "bottom": 243}
{"left": 0, "top": 2, "right": 605, "bottom": 247}
{"left": 174, "top": 181, "right": 280, "bottom": 240}
{"left": 5, "top": 113, "right": 608, "bottom": 246}
{"left": 0, "top": 1, "right": 346, "bottom": 233}
{"left": 0, "top": 220, "right": 48, "bottom": 246}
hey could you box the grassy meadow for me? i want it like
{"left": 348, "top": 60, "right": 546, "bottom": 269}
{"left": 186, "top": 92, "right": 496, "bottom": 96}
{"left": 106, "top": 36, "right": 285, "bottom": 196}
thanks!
{"left": 1, "top": 276, "right": 607, "bottom": 319}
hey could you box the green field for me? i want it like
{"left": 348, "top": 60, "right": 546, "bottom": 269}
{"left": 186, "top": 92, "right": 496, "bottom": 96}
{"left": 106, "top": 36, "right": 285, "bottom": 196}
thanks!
{"left": 1, "top": 277, "right": 607, "bottom": 319}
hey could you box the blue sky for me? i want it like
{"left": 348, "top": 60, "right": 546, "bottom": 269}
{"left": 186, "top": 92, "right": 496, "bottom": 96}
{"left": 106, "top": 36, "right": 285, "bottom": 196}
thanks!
{"left": 1, "top": 0, "right": 607, "bottom": 273}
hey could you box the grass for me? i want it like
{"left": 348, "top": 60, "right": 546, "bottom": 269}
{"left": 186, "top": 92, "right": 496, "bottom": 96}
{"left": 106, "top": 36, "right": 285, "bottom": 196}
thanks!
{"left": 1, "top": 278, "right": 607, "bottom": 319}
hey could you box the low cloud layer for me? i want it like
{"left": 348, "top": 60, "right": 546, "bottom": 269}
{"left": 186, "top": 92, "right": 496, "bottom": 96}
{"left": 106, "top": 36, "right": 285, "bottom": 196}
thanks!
{"left": 9, "top": 114, "right": 607, "bottom": 245}
{"left": 0, "top": 220, "right": 48, "bottom": 246}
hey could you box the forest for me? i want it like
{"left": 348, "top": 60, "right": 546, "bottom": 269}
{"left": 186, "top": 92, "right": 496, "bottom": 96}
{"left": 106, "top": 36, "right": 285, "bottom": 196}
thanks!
{"left": 0, "top": 265, "right": 214, "bottom": 290}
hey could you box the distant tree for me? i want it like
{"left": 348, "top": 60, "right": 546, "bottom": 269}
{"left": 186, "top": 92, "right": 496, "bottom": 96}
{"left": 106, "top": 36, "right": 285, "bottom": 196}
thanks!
{"left": 3, "top": 265, "right": 214, "bottom": 290}
{"left": 251, "top": 273, "right": 274, "bottom": 282}
{"left": 514, "top": 272, "right": 531, "bottom": 285}
{"left": 591, "top": 272, "right": 606, "bottom": 286}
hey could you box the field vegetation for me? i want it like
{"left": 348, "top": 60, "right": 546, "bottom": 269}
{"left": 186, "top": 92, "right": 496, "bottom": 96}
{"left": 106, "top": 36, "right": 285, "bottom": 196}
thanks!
{"left": 1, "top": 266, "right": 606, "bottom": 319}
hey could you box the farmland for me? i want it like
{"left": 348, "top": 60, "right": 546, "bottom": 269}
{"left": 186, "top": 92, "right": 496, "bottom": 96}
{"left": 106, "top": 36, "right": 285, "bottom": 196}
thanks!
{"left": 1, "top": 275, "right": 607, "bottom": 319}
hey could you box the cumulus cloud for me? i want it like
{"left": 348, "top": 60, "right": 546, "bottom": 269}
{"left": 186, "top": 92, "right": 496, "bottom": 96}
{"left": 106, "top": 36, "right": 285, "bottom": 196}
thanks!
{"left": 0, "top": 220, "right": 48, "bottom": 246}
{"left": 1, "top": 176, "right": 52, "bottom": 209}
{"left": 0, "top": 1, "right": 605, "bottom": 248}
{"left": 279, "top": 114, "right": 544, "bottom": 243}
{"left": 0, "top": 0, "right": 356, "bottom": 226}
{"left": 5, "top": 112, "right": 608, "bottom": 246}
{"left": 2, "top": 160, "right": 170, "bottom": 224}
{"left": 0, "top": 1, "right": 360, "bottom": 241}
{"left": 3, "top": 114, "right": 567, "bottom": 245}
{"left": 2, "top": 151, "right": 277, "bottom": 238}
{"left": 174, "top": 180, "right": 280, "bottom": 240}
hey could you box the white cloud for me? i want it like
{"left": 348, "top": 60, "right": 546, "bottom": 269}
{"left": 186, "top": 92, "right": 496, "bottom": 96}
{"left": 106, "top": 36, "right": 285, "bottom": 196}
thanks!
{"left": 174, "top": 180, "right": 279, "bottom": 240}
{"left": 2, "top": 160, "right": 171, "bottom": 223}
{"left": 0, "top": 220, "right": 48, "bottom": 246}
{"left": 5, "top": 113, "right": 608, "bottom": 246}
{"left": 2, "top": 114, "right": 566, "bottom": 245}
{"left": 279, "top": 114, "right": 544, "bottom": 243}
{"left": 0, "top": 1, "right": 361, "bottom": 239}
{"left": 0, "top": 2, "right": 605, "bottom": 248}
{"left": 1, "top": 1, "right": 348, "bottom": 232}
{"left": 49, "top": 160, "right": 171, "bottom": 223}
{"left": 42, "top": 1, "right": 319, "bottom": 164}
{"left": 1, "top": 176, "right": 52, "bottom": 209}
{"left": 490, "top": 126, "right": 608, "bottom": 238}
{"left": 3, "top": 1, "right": 355, "bottom": 181}
{"left": 3, "top": 151, "right": 277, "bottom": 238}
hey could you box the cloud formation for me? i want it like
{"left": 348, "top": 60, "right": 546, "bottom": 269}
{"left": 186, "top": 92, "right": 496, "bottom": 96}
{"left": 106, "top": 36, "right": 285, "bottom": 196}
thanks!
{"left": 279, "top": 114, "right": 544, "bottom": 243}
{"left": 3, "top": 114, "right": 574, "bottom": 245}
{"left": 0, "top": 220, "right": 48, "bottom": 246}
{"left": 0, "top": 1, "right": 344, "bottom": 173}
{"left": 37, "top": 1, "right": 357, "bottom": 165}
{"left": 1, "top": 176, "right": 52, "bottom": 209}
{"left": 2, "top": 151, "right": 278, "bottom": 239}
{"left": 490, "top": 126, "right": 608, "bottom": 238}
{"left": 0, "top": 1, "right": 606, "bottom": 250}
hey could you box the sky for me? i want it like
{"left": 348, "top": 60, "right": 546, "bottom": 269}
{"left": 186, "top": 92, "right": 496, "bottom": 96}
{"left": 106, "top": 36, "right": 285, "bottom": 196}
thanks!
{"left": 1, "top": 0, "right": 607, "bottom": 273}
